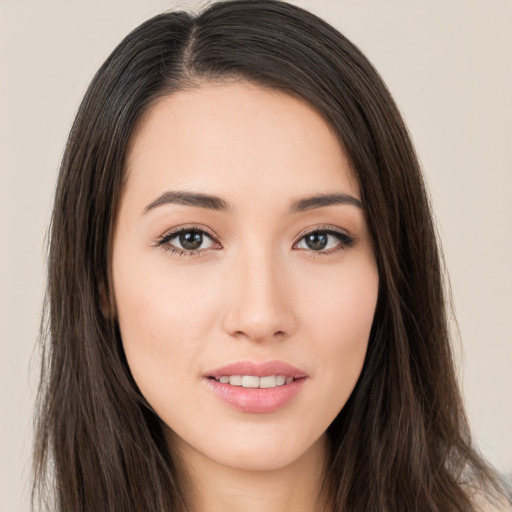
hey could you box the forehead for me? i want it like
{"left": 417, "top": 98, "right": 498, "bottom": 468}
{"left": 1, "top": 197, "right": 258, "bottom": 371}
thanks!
{"left": 124, "top": 81, "right": 360, "bottom": 209}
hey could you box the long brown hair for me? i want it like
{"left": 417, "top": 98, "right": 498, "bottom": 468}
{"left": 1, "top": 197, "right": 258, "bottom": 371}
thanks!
{"left": 33, "top": 1, "right": 509, "bottom": 510}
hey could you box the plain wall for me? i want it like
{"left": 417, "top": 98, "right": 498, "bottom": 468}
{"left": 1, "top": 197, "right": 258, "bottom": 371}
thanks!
{"left": 1, "top": 1, "right": 510, "bottom": 510}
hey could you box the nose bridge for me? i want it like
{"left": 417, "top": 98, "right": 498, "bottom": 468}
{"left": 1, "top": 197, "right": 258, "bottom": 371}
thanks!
{"left": 222, "top": 240, "right": 295, "bottom": 342}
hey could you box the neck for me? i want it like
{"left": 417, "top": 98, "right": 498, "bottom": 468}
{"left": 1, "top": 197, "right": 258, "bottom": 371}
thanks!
{"left": 170, "top": 433, "right": 330, "bottom": 512}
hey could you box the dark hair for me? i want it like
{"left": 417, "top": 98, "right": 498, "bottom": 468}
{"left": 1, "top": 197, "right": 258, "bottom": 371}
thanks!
{"left": 33, "top": 1, "right": 509, "bottom": 510}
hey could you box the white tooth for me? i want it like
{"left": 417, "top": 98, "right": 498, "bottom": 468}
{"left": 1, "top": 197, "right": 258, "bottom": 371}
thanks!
{"left": 229, "top": 375, "right": 243, "bottom": 386}
{"left": 259, "top": 375, "right": 277, "bottom": 388}
{"left": 219, "top": 376, "right": 229, "bottom": 384}
{"left": 276, "top": 375, "right": 286, "bottom": 386}
{"left": 241, "top": 375, "right": 260, "bottom": 388}
{"left": 285, "top": 377, "right": 294, "bottom": 385}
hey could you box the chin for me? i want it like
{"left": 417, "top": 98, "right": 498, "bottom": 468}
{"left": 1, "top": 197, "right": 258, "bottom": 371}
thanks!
{"left": 166, "top": 421, "right": 327, "bottom": 473}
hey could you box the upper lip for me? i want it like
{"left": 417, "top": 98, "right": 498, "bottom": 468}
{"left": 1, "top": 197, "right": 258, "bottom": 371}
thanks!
{"left": 205, "top": 360, "right": 308, "bottom": 379}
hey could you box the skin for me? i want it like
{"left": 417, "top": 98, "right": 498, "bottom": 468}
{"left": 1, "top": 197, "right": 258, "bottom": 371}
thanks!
{"left": 112, "top": 82, "right": 379, "bottom": 512}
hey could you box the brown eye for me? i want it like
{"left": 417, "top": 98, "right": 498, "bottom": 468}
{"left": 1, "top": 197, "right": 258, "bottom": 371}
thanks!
{"left": 179, "top": 230, "right": 204, "bottom": 250}
{"left": 295, "top": 229, "right": 354, "bottom": 253}
{"left": 157, "top": 227, "right": 218, "bottom": 254}
{"left": 303, "top": 232, "right": 328, "bottom": 251}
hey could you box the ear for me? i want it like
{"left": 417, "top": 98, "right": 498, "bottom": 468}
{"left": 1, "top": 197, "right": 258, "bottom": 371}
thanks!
{"left": 99, "top": 278, "right": 116, "bottom": 320}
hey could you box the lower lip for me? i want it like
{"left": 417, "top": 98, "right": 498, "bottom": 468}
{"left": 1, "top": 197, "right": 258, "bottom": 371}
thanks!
{"left": 205, "top": 378, "right": 307, "bottom": 413}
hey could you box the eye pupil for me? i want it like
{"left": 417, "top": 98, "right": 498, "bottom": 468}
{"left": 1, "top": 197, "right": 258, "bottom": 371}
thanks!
{"left": 179, "top": 231, "right": 203, "bottom": 250}
{"left": 305, "top": 232, "right": 328, "bottom": 250}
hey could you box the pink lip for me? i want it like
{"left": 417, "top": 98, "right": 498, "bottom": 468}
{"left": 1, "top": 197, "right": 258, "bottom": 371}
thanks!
{"left": 204, "top": 360, "right": 308, "bottom": 414}
{"left": 205, "top": 360, "right": 308, "bottom": 379}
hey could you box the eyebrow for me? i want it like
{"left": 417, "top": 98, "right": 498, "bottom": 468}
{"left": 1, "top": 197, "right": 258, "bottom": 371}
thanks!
{"left": 289, "top": 193, "right": 363, "bottom": 213}
{"left": 143, "top": 190, "right": 363, "bottom": 215}
{"left": 144, "top": 191, "right": 231, "bottom": 213}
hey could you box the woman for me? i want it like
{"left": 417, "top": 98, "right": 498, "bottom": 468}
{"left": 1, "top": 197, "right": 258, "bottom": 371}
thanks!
{"left": 33, "top": 0, "right": 510, "bottom": 510}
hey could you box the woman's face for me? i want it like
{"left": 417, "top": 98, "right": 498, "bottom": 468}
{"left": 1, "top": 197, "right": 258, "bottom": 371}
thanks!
{"left": 112, "top": 82, "right": 378, "bottom": 472}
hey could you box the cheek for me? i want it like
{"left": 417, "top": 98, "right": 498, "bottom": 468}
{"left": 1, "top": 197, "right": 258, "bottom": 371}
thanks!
{"left": 300, "top": 259, "right": 378, "bottom": 407}
{"left": 113, "top": 255, "right": 222, "bottom": 398}
{"left": 301, "top": 254, "right": 378, "bottom": 339}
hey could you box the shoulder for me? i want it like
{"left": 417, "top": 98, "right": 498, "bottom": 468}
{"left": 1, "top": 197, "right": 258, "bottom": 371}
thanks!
{"left": 479, "top": 501, "right": 512, "bottom": 512}
{"left": 461, "top": 478, "right": 512, "bottom": 512}
{"left": 472, "top": 492, "right": 512, "bottom": 512}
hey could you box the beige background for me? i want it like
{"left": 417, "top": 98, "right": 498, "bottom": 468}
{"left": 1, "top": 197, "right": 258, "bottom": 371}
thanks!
{"left": 1, "top": 1, "right": 511, "bottom": 510}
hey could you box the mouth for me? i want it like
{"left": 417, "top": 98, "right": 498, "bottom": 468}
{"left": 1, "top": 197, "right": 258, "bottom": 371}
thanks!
{"left": 204, "top": 360, "right": 308, "bottom": 413}
{"left": 208, "top": 374, "right": 300, "bottom": 388}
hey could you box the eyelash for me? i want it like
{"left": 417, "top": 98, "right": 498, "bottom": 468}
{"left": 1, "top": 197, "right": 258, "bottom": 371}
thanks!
{"left": 154, "top": 224, "right": 220, "bottom": 257}
{"left": 154, "top": 224, "right": 355, "bottom": 258}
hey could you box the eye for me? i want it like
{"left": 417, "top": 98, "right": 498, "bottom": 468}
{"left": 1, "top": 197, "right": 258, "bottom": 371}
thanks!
{"left": 155, "top": 226, "right": 220, "bottom": 256}
{"left": 294, "top": 228, "right": 354, "bottom": 253}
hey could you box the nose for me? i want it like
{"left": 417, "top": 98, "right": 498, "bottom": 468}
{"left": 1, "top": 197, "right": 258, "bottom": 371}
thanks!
{"left": 221, "top": 246, "right": 297, "bottom": 343}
